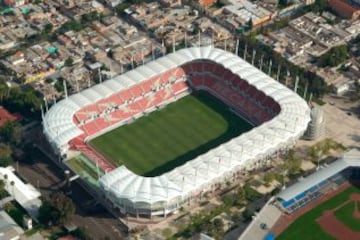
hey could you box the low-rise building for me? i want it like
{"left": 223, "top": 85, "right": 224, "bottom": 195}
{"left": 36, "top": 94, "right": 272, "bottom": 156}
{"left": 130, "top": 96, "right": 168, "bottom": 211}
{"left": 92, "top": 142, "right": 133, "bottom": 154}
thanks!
{"left": 329, "top": 0, "right": 360, "bottom": 20}
{"left": 0, "top": 211, "right": 24, "bottom": 240}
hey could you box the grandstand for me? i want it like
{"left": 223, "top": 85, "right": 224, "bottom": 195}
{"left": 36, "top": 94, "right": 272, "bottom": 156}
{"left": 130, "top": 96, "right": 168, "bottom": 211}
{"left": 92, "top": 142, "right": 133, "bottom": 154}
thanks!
{"left": 240, "top": 149, "right": 360, "bottom": 240}
{"left": 275, "top": 149, "right": 360, "bottom": 214}
{"left": 42, "top": 46, "right": 310, "bottom": 217}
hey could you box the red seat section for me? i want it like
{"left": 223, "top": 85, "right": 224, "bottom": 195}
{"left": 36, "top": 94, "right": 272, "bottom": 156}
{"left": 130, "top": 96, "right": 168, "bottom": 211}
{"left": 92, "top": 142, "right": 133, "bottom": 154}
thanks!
{"left": 129, "top": 85, "right": 144, "bottom": 98}
{"left": 172, "top": 81, "right": 188, "bottom": 95}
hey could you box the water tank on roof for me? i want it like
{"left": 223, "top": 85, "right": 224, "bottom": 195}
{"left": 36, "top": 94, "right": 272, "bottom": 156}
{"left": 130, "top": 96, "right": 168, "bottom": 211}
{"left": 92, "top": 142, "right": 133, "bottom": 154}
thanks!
{"left": 304, "top": 106, "right": 325, "bottom": 140}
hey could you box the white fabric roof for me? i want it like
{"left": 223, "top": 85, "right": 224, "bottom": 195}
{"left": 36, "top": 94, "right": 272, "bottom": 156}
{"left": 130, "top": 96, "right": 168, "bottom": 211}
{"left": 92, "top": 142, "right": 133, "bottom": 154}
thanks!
{"left": 43, "top": 46, "right": 311, "bottom": 204}
{"left": 277, "top": 149, "right": 360, "bottom": 202}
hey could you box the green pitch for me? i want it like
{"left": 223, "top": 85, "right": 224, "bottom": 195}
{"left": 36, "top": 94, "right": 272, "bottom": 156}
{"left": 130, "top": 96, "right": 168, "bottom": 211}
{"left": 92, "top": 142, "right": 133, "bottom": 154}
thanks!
{"left": 277, "top": 185, "right": 360, "bottom": 240}
{"left": 89, "top": 91, "right": 253, "bottom": 176}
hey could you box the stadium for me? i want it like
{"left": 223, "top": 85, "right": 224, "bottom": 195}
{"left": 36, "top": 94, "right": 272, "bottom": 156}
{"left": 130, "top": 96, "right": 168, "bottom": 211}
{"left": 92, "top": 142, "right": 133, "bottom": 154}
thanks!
{"left": 42, "top": 46, "right": 310, "bottom": 218}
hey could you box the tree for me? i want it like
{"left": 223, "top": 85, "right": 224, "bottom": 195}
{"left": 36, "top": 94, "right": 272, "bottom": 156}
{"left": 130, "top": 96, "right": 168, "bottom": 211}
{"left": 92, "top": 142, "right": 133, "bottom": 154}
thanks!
{"left": 43, "top": 23, "right": 53, "bottom": 34}
{"left": 73, "top": 227, "right": 93, "bottom": 240}
{"left": 242, "top": 207, "right": 254, "bottom": 222}
{"left": 54, "top": 80, "right": 64, "bottom": 92}
{"left": 318, "top": 45, "right": 348, "bottom": 68}
{"left": 1, "top": 85, "right": 42, "bottom": 119}
{"left": 0, "top": 180, "right": 5, "bottom": 198}
{"left": 50, "top": 192, "right": 75, "bottom": 224}
{"left": 310, "top": 0, "right": 328, "bottom": 13}
{"left": 0, "top": 121, "right": 21, "bottom": 145}
{"left": 64, "top": 57, "right": 74, "bottom": 67}
{"left": 212, "top": 218, "right": 225, "bottom": 239}
{"left": 38, "top": 200, "right": 59, "bottom": 225}
{"left": 278, "top": 0, "right": 289, "bottom": 9}
{"left": 213, "top": 218, "right": 224, "bottom": 232}
{"left": 0, "top": 144, "right": 12, "bottom": 167}
{"left": 247, "top": 17, "right": 253, "bottom": 30}
{"left": 243, "top": 184, "right": 262, "bottom": 201}
{"left": 235, "top": 187, "right": 246, "bottom": 206}
{"left": 162, "top": 228, "right": 172, "bottom": 239}
{"left": 38, "top": 192, "right": 75, "bottom": 225}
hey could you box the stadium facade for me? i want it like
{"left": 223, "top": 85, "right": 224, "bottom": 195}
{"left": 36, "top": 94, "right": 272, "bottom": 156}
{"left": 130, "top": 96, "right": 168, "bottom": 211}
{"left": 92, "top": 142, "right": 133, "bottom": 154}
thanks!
{"left": 42, "top": 46, "right": 311, "bottom": 217}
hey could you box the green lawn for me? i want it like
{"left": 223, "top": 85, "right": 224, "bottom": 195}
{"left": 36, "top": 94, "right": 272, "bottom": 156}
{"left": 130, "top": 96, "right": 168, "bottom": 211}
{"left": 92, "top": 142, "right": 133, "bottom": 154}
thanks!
{"left": 90, "top": 91, "right": 253, "bottom": 176}
{"left": 334, "top": 201, "right": 360, "bottom": 231}
{"left": 277, "top": 186, "right": 360, "bottom": 240}
{"left": 67, "top": 154, "right": 104, "bottom": 180}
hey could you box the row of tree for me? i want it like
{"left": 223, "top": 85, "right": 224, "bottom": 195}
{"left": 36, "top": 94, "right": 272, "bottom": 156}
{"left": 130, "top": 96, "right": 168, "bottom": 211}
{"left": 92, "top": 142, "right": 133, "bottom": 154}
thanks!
{"left": 38, "top": 191, "right": 75, "bottom": 226}
{"left": 236, "top": 34, "right": 329, "bottom": 97}
{"left": 0, "top": 80, "right": 42, "bottom": 119}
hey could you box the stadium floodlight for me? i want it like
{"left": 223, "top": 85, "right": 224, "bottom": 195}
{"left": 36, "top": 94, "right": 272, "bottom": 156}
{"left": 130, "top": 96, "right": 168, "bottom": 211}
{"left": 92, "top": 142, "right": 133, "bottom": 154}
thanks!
{"left": 276, "top": 64, "right": 281, "bottom": 82}
{"left": 268, "top": 59, "right": 272, "bottom": 76}
{"left": 235, "top": 38, "right": 239, "bottom": 55}
{"left": 282, "top": 170, "right": 288, "bottom": 190}
{"left": 244, "top": 43, "right": 247, "bottom": 60}
{"left": 294, "top": 76, "right": 299, "bottom": 93}
{"left": 41, "top": 104, "right": 44, "bottom": 120}
{"left": 44, "top": 97, "right": 48, "bottom": 112}
{"left": 251, "top": 49, "right": 256, "bottom": 65}
{"left": 303, "top": 82, "right": 308, "bottom": 99}
{"left": 198, "top": 31, "right": 201, "bottom": 47}
{"left": 259, "top": 55, "right": 264, "bottom": 71}
{"left": 63, "top": 80, "right": 68, "bottom": 99}
{"left": 172, "top": 36, "right": 176, "bottom": 53}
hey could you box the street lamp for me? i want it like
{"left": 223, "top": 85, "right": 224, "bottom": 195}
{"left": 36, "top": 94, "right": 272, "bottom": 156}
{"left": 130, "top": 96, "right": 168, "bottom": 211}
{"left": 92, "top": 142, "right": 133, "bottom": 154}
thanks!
{"left": 282, "top": 170, "right": 288, "bottom": 190}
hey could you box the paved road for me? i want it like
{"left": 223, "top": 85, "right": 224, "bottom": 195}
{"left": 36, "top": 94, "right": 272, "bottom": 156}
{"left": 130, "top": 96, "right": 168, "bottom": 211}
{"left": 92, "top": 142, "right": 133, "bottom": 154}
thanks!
{"left": 16, "top": 148, "right": 127, "bottom": 239}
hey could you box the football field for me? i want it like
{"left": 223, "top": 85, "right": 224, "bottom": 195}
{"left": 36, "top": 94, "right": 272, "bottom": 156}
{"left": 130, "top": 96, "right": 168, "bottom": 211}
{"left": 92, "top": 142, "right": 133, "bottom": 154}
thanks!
{"left": 89, "top": 91, "right": 253, "bottom": 176}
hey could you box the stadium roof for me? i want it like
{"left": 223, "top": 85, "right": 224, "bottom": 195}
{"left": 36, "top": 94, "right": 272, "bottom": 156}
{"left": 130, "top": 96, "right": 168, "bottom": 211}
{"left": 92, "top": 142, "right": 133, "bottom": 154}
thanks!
{"left": 43, "top": 46, "right": 311, "bottom": 205}
{"left": 277, "top": 148, "right": 360, "bottom": 202}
